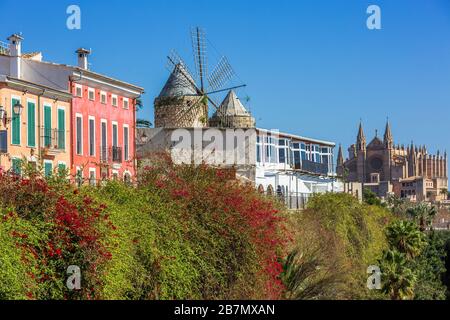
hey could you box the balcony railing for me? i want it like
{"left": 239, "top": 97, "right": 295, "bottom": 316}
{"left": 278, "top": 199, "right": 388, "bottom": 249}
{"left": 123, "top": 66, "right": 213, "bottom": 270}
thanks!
{"left": 294, "top": 159, "right": 329, "bottom": 176}
{"left": 41, "top": 128, "right": 65, "bottom": 150}
{"left": 100, "top": 146, "right": 122, "bottom": 163}
{"left": 0, "top": 41, "right": 10, "bottom": 55}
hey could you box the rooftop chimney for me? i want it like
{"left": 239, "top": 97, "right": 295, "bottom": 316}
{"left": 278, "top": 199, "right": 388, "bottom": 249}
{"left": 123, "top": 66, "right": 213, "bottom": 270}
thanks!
{"left": 76, "top": 48, "right": 91, "bottom": 70}
{"left": 7, "top": 33, "right": 23, "bottom": 79}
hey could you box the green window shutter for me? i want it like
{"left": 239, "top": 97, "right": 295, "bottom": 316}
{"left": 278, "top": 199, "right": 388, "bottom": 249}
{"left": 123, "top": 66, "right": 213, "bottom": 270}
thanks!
{"left": 11, "top": 98, "right": 20, "bottom": 145}
{"left": 57, "top": 108, "right": 65, "bottom": 149}
{"left": 27, "top": 102, "right": 36, "bottom": 147}
{"left": 44, "top": 106, "right": 51, "bottom": 147}
{"left": 11, "top": 158, "right": 21, "bottom": 175}
{"left": 44, "top": 162, "right": 53, "bottom": 177}
{"left": 58, "top": 163, "right": 66, "bottom": 171}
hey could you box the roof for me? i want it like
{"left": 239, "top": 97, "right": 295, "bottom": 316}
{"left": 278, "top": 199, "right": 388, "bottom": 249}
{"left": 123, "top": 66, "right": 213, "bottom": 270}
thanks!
{"left": 158, "top": 63, "right": 197, "bottom": 98}
{"left": 22, "top": 56, "right": 144, "bottom": 95}
{"left": 256, "top": 128, "right": 335, "bottom": 147}
{"left": 213, "top": 90, "right": 250, "bottom": 117}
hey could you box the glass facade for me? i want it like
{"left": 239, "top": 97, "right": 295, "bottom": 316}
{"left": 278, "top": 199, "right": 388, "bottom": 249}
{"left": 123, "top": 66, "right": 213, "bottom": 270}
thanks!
{"left": 256, "top": 131, "right": 334, "bottom": 175}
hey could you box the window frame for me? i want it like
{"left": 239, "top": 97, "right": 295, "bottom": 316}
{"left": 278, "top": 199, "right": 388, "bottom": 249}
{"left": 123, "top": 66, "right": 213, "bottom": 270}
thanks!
{"left": 75, "top": 113, "right": 83, "bottom": 155}
{"left": 88, "top": 87, "right": 95, "bottom": 101}
{"left": 111, "top": 94, "right": 118, "bottom": 107}
{"left": 88, "top": 116, "right": 96, "bottom": 157}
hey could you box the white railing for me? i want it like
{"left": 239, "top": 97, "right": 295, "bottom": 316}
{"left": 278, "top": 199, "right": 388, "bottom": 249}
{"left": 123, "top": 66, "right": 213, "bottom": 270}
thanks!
{"left": 0, "top": 41, "right": 10, "bottom": 55}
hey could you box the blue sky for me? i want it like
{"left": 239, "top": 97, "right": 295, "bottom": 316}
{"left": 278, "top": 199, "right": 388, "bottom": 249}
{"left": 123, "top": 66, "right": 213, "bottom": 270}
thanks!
{"left": 1, "top": 0, "right": 450, "bottom": 160}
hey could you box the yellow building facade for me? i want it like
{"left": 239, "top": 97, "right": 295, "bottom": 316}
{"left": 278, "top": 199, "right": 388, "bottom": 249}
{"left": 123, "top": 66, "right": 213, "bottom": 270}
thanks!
{"left": 0, "top": 77, "right": 72, "bottom": 176}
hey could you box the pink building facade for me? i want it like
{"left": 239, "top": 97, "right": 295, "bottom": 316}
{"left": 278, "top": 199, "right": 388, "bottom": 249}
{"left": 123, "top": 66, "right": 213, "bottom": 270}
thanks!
{"left": 70, "top": 76, "right": 141, "bottom": 183}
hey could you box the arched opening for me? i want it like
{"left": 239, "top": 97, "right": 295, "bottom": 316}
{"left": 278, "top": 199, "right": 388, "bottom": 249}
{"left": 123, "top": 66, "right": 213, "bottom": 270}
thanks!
{"left": 257, "top": 184, "right": 265, "bottom": 194}
{"left": 267, "top": 185, "right": 274, "bottom": 196}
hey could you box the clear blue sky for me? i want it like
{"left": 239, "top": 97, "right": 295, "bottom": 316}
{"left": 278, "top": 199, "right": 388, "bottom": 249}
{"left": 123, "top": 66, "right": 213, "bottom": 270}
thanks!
{"left": 1, "top": 0, "right": 450, "bottom": 160}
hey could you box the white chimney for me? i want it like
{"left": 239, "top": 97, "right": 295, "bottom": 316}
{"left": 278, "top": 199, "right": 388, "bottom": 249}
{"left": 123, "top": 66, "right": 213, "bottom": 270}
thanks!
{"left": 76, "top": 48, "right": 91, "bottom": 70}
{"left": 7, "top": 33, "right": 23, "bottom": 79}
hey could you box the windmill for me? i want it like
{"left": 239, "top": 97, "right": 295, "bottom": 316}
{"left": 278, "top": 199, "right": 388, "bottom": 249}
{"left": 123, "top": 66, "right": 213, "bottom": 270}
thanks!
{"left": 158, "top": 27, "right": 246, "bottom": 128}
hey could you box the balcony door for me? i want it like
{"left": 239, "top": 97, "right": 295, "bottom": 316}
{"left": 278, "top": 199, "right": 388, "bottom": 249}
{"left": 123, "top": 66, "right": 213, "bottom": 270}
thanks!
{"left": 44, "top": 106, "right": 51, "bottom": 147}
{"left": 101, "top": 121, "right": 107, "bottom": 161}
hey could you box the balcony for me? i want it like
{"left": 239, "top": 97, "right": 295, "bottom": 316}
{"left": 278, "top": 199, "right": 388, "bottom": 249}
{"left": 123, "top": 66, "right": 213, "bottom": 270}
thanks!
{"left": 294, "top": 159, "right": 329, "bottom": 176}
{"left": 41, "top": 128, "right": 65, "bottom": 155}
{"left": 0, "top": 41, "right": 10, "bottom": 55}
{"left": 100, "top": 146, "right": 122, "bottom": 163}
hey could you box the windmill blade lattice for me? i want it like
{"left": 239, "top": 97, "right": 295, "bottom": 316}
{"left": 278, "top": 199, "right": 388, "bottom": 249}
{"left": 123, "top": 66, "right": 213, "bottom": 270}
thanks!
{"left": 191, "top": 27, "right": 208, "bottom": 91}
{"left": 207, "top": 56, "right": 235, "bottom": 92}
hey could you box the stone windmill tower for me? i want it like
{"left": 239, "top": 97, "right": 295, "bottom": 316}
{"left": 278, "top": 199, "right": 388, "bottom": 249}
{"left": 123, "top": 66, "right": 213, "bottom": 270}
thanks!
{"left": 209, "top": 90, "right": 255, "bottom": 128}
{"left": 154, "top": 27, "right": 246, "bottom": 128}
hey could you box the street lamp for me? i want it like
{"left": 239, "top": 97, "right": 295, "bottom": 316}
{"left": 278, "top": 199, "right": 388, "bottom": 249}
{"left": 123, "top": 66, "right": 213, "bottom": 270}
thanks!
{"left": 12, "top": 101, "right": 23, "bottom": 116}
{"left": 0, "top": 106, "right": 6, "bottom": 121}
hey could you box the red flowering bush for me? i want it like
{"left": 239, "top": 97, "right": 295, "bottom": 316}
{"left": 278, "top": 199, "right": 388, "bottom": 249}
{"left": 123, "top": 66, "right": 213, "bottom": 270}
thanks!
{"left": 0, "top": 154, "right": 288, "bottom": 300}
{"left": 0, "top": 169, "right": 113, "bottom": 300}
{"left": 137, "top": 153, "right": 289, "bottom": 299}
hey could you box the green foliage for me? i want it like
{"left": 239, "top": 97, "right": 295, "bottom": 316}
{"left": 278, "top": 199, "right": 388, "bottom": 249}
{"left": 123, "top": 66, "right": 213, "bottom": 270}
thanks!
{"left": 379, "top": 250, "right": 416, "bottom": 300}
{"left": 385, "top": 220, "right": 426, "bottom": 259}
{"left": 282, "top": 193, "right": 393, "bottom": 299}
{"left": 363, "top": 188, "right": 384, "bottom": 207}
{"left": 413, "top": 231, "right": 447, "bottom": 300}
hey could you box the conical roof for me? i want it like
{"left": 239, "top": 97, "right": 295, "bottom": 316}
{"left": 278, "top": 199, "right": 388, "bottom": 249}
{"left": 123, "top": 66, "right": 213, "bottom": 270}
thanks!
{"left": 158, "top": 63, "right": 197, "bottom": 98}
{"left": 214, "top": 90, "right": 250, "bottom": 117}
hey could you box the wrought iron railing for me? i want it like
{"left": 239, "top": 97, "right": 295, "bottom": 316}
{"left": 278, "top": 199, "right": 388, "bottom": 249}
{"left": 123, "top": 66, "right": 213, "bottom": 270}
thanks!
{"left": 294, "top": 159, "right": 329, "bottom": 176}
{"left": 112, "top": 146, "right": 122, "bottom": 163}
{"left": 100, "top": 146, "right": 122, "bottom": 163}
{"left": 0, "top": 41, "right": 10, "bottom": 55}
{"left": 41, "top": 128, "right": 65, "bottom": 150}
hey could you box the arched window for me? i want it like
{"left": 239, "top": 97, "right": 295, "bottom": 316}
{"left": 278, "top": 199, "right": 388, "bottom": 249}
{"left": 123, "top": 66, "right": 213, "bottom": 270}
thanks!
{"left": 257, "top": 184, "right": 265, "bottom": 194}
{"left": 124, "top": 172, "right": 131, "bottom": 185}
{"left": 267, "top": 185, "right": 274, "bottom": 196}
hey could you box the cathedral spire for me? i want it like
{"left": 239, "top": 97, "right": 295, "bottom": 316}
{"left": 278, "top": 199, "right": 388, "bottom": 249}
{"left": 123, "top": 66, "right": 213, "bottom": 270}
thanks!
{"left": 356, "top": 120, "right": 366, "bottom": 151}
{"left": 336, "top": 144, "right": 345, "bottom": 176}
{"left": 337, "top": 144, "right": 344, "bottom": 166}
{"left": 383, "top": 118, "right": 393, "bottom": 148}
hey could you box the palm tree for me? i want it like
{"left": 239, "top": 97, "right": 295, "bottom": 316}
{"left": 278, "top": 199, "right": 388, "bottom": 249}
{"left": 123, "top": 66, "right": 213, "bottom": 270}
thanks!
{"left": 380, "top": 250, "right": 416, "bottom": 300}
{"left": 406, "top": 203, "right": 437, "bottom": 231}
{"left": 385, "top": 220, "right": 426, "bottom": 259}
{"left": 134, "top": 98, "right": 152, "bottom": 128}
{"left": 136, "top": 119, "right": 152, "bottom": 128}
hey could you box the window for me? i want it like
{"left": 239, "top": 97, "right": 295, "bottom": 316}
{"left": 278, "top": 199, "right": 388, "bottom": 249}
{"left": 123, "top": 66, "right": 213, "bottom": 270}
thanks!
{"left": 76, "top": 115, "right": 83, "bottom": 155}
{"left": 0, "top": 130, "right": 7, "bottom": 153}
{"left": 112, "top": 122, "right": 118, "bottom": 147}
{"left": 27, "top": 101, "right": 36, "bottom": 147}
{"left": 11, "top": 158, "right": 21, "bottom": 175}
{"left": 256, "top": 144, "right": 261, "bottom": 163}
{"left": 124, "top": 172, "right": 131, "bottom": 184}
{"left": 44, "top": 161, "right": 53, "bottom": 177}
{"left": 100, "top": 91, "right": 107, "bottom": 104}
{"left": 278, "top": 138, "right": 288, "bottom": 164}
{"left": 43, "top": 105, "right": 51, "bottom": 148}
{"left": 123, "top": 98, "right": 129, "bottom": 109}
{"left": 88, "top": 88, "right": 95, "bottom": 101}
{"left": 123, "top": 125, "right": 129, "bottom": 161}
{"left": 76, "top": 167, "right": 83, "bottom": 187}
{"left": 111, "top": 95, "right": 118, "bottom": 107}
{"left": 75, "top": 85, "right": 82, "bottom": 97}
{"left": 11, "top": 97, "right": 21, "bottom": 145}
{"left": 89, "top": 168, "right": 96, "bottom": 186}
{"left": 89, "top": 117, "right": 95, "bottom": 156}
{"left": 101, "top": 120, "right": 107, "bottom": 161}
{"left": 57, "top": 107, "right": 65, "bottom": 150}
